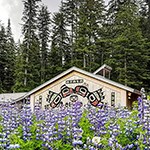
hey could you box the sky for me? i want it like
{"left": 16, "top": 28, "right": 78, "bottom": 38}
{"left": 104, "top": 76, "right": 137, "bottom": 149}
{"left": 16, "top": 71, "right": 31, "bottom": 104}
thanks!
{"left": 0, "top": 0, "right": 62, "bottom": 42}
{"left": 0, "top": 0, "right": 108, "bottom": 42}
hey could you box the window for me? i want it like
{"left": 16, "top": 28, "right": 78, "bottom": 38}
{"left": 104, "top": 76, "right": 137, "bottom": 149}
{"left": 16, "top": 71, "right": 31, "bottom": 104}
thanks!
{"left": 39, "top": 95, "right": 42, "bottom": 105}
{"left": 111, "top": 92, "right": 115, "bottom": 107}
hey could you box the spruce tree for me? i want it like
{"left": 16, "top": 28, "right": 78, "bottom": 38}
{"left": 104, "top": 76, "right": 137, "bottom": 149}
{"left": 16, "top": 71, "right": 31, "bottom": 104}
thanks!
{"left": 0, "top": 20, "right": 16, "bottom": 93}
{"left": 13, "top": 0, "right": 41, "bottom": 91}
{"left": 13, "top": 43, "right": 25, "bottom": 92}
{"left": 62, "top": 0, "right": 79, "bottom": 65}
{"left": 139, "top": 0, "right": 150, "bottom": 92}
{"left": 50, "top": 10, "right": 70, "bottom": 78}
{"left": 145, "top": 0, "right": 150, "bottom": 93}
{"left": 145, "top": 0, "right": 150, "bottom": 38}
{"left": 4, "top": 19, "right": 16, "bottom": 92}
{"left": 0, "top": 25, "right": 7, "bottom": 93}
{"left": 38, "top": 5, "right": 51, "bottom": 83}
{"left": 105, "top": 0, "right": 149, "bottom": 89}
{"left": 73, "top": 0, "right": 105, "bottom": 71}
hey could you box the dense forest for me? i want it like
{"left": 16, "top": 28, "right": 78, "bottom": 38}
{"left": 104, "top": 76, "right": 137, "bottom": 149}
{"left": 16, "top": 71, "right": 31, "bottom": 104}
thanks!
{"left": 0, "top": 0, "right": 149, "bottom": 94}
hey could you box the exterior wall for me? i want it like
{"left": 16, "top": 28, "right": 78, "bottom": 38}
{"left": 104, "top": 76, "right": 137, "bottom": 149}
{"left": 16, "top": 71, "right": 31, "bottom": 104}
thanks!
{"left": 29, "top": 71, "right": 127, "bottom": 110}
{"left": 30, "top": 95, "right": 35, "bottom": 112}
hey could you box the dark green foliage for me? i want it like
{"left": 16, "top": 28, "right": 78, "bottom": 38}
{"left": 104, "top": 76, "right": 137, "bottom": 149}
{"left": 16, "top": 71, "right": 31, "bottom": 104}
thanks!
{"left": 50, "top": 10, "right": 70, "bottom": 78}
{"left": 78, "top": 110, "right": 94, "bottom": 144}
{"left": 13, "top": 44, "right": 27, "bottom": 92}
{"left": 0, "top": 20, "right": 15, "bottom": 93}
{"left": 38, "top": 5, "right": 51, "bottom": 83}
{"left": 62, "top": 0, "right": 80, "bottom": 66}
{"left": 0, "top": 0, "right": 150, "bottom": 93}
{"left": 72, "top": 0, "right": 106, "bottom": 71}
{"left": 104, "top": 0, "right": 149, "bottom": 89}
{"left": 10, "top": 118, "right": 43, "bottom": 150}
{"left": 139, "top": 0, "right": 150, "bottom": 92}
{"left": 0, "top": 25, "right": 7, "bottom": 93}
{"left": 13, "top": 0, "right": 41, "bottom": 92}
{"left": 5, "top": 19, "right": 16, "bottom": 92}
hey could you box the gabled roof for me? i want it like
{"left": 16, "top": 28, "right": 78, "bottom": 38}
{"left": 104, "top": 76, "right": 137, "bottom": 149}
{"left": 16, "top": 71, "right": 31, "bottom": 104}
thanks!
{"left": 15, "top": 66, "right": 139, "bottom": 102}
{"left": 93, "top": 64, "right": 112, "bottom": 75}
{"left": 0, "top": 92, "right": 27, "bottom": 103}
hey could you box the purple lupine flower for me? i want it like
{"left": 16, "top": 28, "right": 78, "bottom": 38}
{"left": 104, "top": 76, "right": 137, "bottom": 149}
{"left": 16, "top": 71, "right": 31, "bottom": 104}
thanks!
{"left": 72, "top": 139, "right": 83, "bottom": 146}
{"left": 7, "top": 144, "right": 20, "bottom": 149}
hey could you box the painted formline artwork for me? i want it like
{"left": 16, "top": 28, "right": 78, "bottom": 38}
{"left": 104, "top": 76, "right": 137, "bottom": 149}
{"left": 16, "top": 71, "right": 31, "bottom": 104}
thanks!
{"left": 46, "top": 84, "right": 105, "bottom": 108}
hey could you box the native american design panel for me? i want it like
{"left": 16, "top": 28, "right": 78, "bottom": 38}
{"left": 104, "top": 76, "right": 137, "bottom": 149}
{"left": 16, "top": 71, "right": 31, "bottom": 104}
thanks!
{"left": 33, "top": 72, "right": 124, "bottom": 109}
{"left": 45, "top": 84, "right": 105, "bottom": 108}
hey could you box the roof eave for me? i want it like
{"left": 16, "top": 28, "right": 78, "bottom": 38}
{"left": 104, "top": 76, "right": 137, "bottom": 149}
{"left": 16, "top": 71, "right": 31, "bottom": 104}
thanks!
{"left": 93, "top": 64, "right": 112, "bottom": 75}
{"left": 19, "top": 66, "right": 139, "bottom": 100}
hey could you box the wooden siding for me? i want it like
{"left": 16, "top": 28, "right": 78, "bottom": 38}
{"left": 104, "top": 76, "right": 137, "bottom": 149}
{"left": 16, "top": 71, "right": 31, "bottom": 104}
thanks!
{"left": 29, "top": 71, "right": 128, "bottom": 110}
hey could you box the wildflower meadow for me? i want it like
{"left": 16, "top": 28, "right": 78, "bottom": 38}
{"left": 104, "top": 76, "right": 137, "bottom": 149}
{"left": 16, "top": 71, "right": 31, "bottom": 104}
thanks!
{"left": 0, "top": 93, "right": 150, "bottom": 150}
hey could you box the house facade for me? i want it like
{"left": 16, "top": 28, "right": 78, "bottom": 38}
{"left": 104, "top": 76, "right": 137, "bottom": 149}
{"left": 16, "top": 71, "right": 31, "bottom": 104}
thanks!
{"left": 14, "top": 65, "right": 140, "bottom": 111}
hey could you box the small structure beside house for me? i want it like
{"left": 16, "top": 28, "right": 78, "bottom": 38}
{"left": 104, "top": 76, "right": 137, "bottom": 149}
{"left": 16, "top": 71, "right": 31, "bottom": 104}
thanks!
{"left": 0, "top": 92, "right": 27, "bottom": 108}
{"left": 2, "top": 64, "right": 140, "bottom": 111}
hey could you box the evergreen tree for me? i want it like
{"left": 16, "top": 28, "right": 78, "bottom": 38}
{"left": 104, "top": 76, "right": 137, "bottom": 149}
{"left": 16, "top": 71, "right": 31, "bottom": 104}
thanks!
{"left": 139, "top": 0, "right": 150, "bottom": 92}
{"left": 13, "top": 43, "right": 25, "bottom": 92}
{"left": 4, "top": 19, "right": 16, "bottom": 92}
{"left": 139, "top": 0, "right": 150, "bottom": 38}
{"left": 3, "top": 0, "right": 149, "bottom": 93}
{"left": 38, "top": 5, "right": 51, "bottom": 83}
{"left": 73, "top": 0, "right": 105, "bottom": 71}
{"left": 0, "top": 25, "right": 7, "bottom": 93}
{"left": 13, "top": 0, "right": 41, "bottom": 91}
{"left": 50, "top": 10, "right": 70, "bottom": 78}
{"left": 105, "top": 0, "right": 149, "bottom": 89}
{"left": 145, "top": 0, "right": 150, "bottom": 93}
{"left": 145, "top": 0, "right": 150, "bottom": 38}
{"left": 62, "top": 0, "right": 80, "bottom": 65}
{"left": 0, "top": 20, "right": 16, "bottom": 93}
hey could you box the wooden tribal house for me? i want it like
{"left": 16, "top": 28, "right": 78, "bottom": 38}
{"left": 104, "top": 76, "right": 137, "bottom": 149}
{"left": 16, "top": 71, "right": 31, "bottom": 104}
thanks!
{"left": 14, "top": 65, "right": 141, "bottom": 111}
